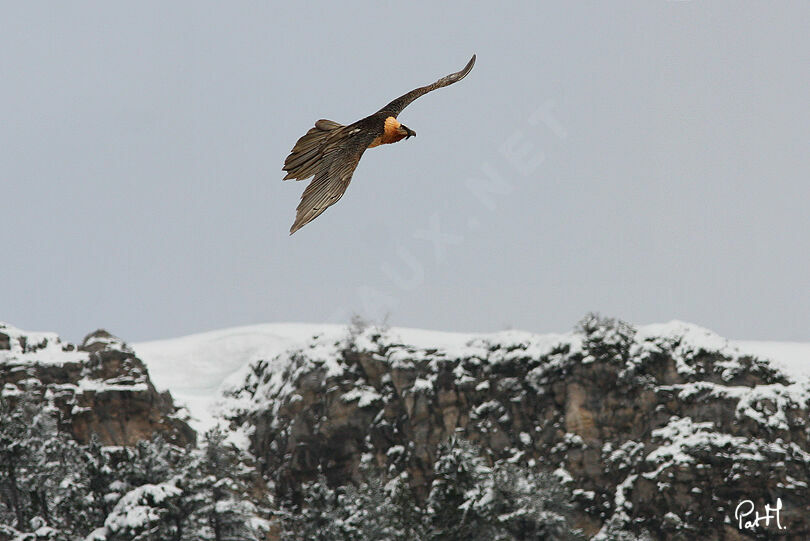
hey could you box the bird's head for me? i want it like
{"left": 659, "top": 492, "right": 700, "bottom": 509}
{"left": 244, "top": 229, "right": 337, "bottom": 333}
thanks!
{"left": 398, "top": 124, "right": 416, "bottom": 139}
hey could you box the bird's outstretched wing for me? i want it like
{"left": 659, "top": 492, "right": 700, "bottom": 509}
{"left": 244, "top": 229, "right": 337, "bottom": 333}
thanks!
{"left": 283, "top": 55, "right": 475, "bottom": 234}
{"left": 283, "top": 119, "right": 346, "bottom": 181}
{"left": 377, "top": 54, "right": 476, "bottom": 117}
{"left": 287, "top": 125, "right": 376, "bottom": 234}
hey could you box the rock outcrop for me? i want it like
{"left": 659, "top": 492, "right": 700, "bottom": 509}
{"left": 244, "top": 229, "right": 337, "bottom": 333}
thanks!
{"left": 223, "top": 316, "right": 810, "bottom": 540}
{"left": 0, "top": 323, "right": 194, "bottom": 446}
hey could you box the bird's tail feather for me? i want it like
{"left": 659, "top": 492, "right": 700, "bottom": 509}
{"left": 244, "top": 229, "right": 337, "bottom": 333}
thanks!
{"left": 283, "top": 119, "right": 344, "bottom": 180}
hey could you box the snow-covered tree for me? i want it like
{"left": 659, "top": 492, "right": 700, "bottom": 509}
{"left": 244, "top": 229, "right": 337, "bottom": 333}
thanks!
{"left": 0, "top": 394, "right": 30, "bottom": 528}
{"left": 427, "top": 438, "right": 583, "bottom": 540}
{"left": 576, "top": 313, "right": 635, "bottom": 364}
{"left": 426, "top": 438, "right": 496, "bottom": 540}
{"left": 0, "top": 392, "right": 84, "bottom": 538}
{"left": 85, "top": 479, "right": 186, "bottom": 541}
{"left": 127, "top": 435, "right": 180, "bottom": 487}
{"left": 185, "top": 427, "right": 267, "bottom": 541}
{"left": 278, "top": 471, "right": 345, "bottom": 541}
{"left": 278, "top": 438, "right": 582, "bottom": 541}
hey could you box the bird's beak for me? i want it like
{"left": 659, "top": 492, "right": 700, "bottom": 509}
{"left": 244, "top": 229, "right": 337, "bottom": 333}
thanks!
{"left": 405, "top": 127, "right": 416, "bottom": 139}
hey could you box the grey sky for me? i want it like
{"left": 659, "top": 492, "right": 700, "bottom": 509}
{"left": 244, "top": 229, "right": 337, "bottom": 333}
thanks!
{"left": 2, "top": 2, "right": 808, "bottom": 343}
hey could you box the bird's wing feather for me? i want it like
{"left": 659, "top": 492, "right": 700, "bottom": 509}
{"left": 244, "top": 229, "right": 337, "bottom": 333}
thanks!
{"left": 284, "top": 55, "right": 475, "bottom": 233}
{"left": 289, "top": 130, "right": 376, "bottom": 234}
{"left": 377, "top": 54, "right": 476, "bottom": 116}
{"left": 283, "top": 119, "right": 346, "bottom": 180}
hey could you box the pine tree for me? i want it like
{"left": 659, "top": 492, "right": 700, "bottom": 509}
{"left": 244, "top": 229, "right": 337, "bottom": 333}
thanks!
{"left": 277, "top": 439, "right": 583, "bottom": 540}
{"left": 335, "top": 463, "right": 428, "bottom": 541}
{"left": 181, "top": 427, "right": 266, "bottom": 541}
{"left": 78, "top": 436, "right": 123, "bottom": 525}
{"left": 95, "top": 479, "right": 186, "bottom": 541}
{"left": 83, "top": 437, "right": 197, "bottom": 541}
{"left": 278, "top": 472, "right": 344, "bottom": 541}
{"left": 127, "top": 435, "right": 177, "bottom": 487}
{"left": 0, "top": 394, "right": 28, "bottom": 528}
{"left": 0, "top": 392, "right": 81, "bottom": 537}
{"left": 426, "top": 438, "right": 495, "bottom": 541}
{"left": 385, "top": 471, "right": 428, "bottom": 540}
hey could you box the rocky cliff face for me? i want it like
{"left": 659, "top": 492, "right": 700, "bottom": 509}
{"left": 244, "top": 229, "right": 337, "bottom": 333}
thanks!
{"left": 4, "top": 317, "right": 807, "bottom": 539}
{"left": 0, "top": 323, "right": 194, "bottom": 447}
{"left": 222, "top": 316, "right": 810, "bottom": 540}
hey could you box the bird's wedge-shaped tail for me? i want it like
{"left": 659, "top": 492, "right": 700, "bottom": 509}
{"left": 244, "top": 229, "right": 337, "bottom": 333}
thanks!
{"left": 283, "top": 55, "right": 476, "bottom": 234}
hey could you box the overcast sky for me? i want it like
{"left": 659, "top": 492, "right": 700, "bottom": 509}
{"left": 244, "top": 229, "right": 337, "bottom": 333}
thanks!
{"left": 2, "top": 2, "right": 808, "bottom": 343}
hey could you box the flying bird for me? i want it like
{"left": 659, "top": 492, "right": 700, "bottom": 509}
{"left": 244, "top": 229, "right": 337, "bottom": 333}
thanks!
{"left": 283, "top": 54, "right": 476, "bottom": 234}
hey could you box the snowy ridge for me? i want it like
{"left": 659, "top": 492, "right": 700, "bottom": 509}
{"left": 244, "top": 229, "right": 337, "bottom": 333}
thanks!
{"left": 0, "top": 323, "right": 150, "bottom": 401}
{"left": 1, "top": 323, "right": 192, "bottom": 448}
{"left": 5, "top": 319, "right": 806, "bottom": 435}
{"left": 0, "top": 321, "right": 89, "bottom": 365}
{"left": 133, "top": 323, "right": 346, "bottom": 432}
{"left": 140, "top": 318, "right": 809, "bottom": 538}
{"left": 3, "top": 318, "right": 809, "bottom": 537}
{"left": 133, "top": 323, "right": 584, "bottom": 432}
{"left": 132, "top": 320, "right": 809, "bottom": 433}
{"left": 733, "top": 340, "right": 810, "bottom": 380}
{"left": 217, "top": 325, "right": 583, "bottom": 435}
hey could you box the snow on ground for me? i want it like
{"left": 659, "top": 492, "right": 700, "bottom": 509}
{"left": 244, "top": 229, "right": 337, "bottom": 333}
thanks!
{"left": 126, "top": 322, "right": 806, "bottom": 434}
{"left": 0, "top": 321, "right": 89, "bottom": 365}
{"left": 2, "top": 319, "right": 806, "bottom": 435}
{"left": 132, "top": 323, "right": 579, "bottom": 433}
{"left": 132, "top": 323, "right": 345, "bottom": 432}
{"left": 4, "top": 317, "right": 804, "bottom": 436}
{"left": 636, "top": 321, "right": 810, "bottom": 383}
{"left": 733, "top": 340, "right": 810, "bottom": 381}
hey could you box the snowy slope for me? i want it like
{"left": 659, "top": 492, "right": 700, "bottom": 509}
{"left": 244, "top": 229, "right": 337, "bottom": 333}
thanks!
{"left": 131, "top": 321, "right": 810, "bottom": 434}
{"left": 132, "top": 323, "right": 512, "bottom": 432}
{"left": 132, "top": 324, "right": 344, "bottom": 432}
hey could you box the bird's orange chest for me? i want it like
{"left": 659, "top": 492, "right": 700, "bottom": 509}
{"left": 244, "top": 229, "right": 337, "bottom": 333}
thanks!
{"left": 368, "top": 116, "right": 405, "bottom": 148}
